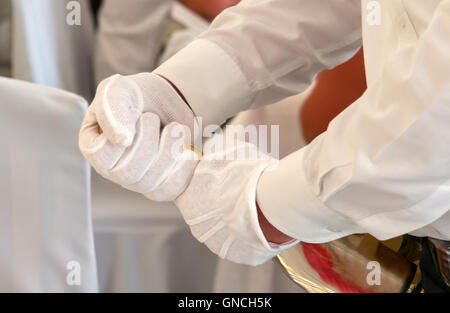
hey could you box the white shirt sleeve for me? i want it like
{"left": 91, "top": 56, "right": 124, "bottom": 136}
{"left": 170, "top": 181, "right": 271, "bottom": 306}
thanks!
{"left": 95, "top": 0, "right": 172, "bottom": 83}
{"left": 155, "top": 0, "right": 362, "bottom": 126}
{"left": 257, "top": 0, "right": 450, "bottom": 242}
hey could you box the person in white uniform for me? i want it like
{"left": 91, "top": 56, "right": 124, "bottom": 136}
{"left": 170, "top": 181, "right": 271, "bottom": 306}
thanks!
{"left": 79, "top": 0, "right": 450, "bottom": 291}
{"left": 93, "top": 0, "right": 303, "bottom": 293}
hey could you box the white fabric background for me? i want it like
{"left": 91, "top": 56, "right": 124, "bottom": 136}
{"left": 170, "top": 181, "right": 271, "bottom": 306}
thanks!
{"left": 0, "top": 77, "right": 98, "bottom": 292}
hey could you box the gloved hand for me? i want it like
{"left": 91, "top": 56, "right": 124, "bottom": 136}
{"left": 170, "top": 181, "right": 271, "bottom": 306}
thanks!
{"left": 174, "top": 137, "right": 299, "bottom": 265}
{"left": 79, "top": 73, "right": 199, "bottom": 201}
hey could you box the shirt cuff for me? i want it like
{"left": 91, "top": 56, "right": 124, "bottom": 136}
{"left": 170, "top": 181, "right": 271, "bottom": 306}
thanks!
{"left": 256, "top": 150, "right": 361, "bottom": 243}
{"left": 154, "top": 39, "right": 252, "bottom": 127}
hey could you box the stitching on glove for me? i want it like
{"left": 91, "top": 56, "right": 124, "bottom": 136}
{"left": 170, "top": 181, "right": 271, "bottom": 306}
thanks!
{"left": 219, "top": 234, "right": 235, "bottom": 259}
{"left": 157, "top": 149, "right": 198, "bottom": 184}
{"left": 184, "top": 207, "right": 224, "bottom": 225}
{"left": 109, "top": 116, "right": 149, "bottom": 174}
{"left": 197, "top": 221, "right": 225, "bottom": 243}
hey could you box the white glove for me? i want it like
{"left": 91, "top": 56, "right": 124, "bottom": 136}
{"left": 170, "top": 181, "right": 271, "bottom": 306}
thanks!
{"left": 175, "top": 138, "right": 299, "bottom": 266}
{"left": 79, "top": 73, "right": 199, "bottom": 201}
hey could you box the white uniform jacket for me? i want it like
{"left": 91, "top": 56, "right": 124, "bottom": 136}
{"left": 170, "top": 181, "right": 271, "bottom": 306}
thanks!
{"left": 155, "top": 0, "right": 450, "bottom": 242}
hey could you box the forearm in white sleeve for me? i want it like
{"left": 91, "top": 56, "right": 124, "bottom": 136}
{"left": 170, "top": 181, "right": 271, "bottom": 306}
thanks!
{"left": 155, "top": 0, "right": 362, "bottom": 126}
{"left": 257, "top": 1, "right": 450, "bottom": 243}
{"left": 95, "top": 0, "right": 172, "bottom": 83}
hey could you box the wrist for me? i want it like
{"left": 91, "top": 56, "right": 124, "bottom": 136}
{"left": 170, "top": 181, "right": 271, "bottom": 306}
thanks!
{"left": 155, "top": 73, "right": 193, "bottom": 114}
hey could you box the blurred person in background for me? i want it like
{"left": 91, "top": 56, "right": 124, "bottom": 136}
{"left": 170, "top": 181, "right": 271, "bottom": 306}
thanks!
{"left": 95, "top": 0, "right": 240, "bottom": 83}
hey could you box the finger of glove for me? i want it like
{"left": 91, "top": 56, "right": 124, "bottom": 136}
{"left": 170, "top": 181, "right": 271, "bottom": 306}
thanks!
{"left": 129, "top": 73, "right": 198, "bottom": 138}
{"left": 125, "top": 122, "right": 190, "bottom": 194}
{"left": 144, "top": 153, "right": 198, "bottom": 202}
{"left": 95, "top": 74, "right": 144, "bottom": 147}
{"left": 79, "top": 105, "right": 126, "bottom": 171}
{"left": 129, "top": 73, "right": 189, "bottom": 124}
{"left": 107, "top": 112, "right": 160, "bottom": 186}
